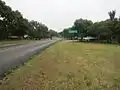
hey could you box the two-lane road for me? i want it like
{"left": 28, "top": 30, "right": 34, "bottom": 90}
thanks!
{"left": 0, "top": 39, "right": 59, "bottom": 75}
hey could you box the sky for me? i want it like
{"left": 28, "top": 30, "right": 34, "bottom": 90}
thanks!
{"left": 3, "top": 0, "right": 120, "bottom": 32}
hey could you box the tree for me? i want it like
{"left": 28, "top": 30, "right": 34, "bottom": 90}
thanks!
{"left": 114, "top": 21, "right": 120, "bottom": 42}
{"left": 63, "top": 28, "right": 70, "bottom": 39}
{"left": 0, "top": 0, "right": 50, "bottom": 40}
{"left": 108, "top": 10, "right": 116, "bottom": 21}
{"left": 87, "top": 22, "right": 99, "bottom": 37}
{"left": 74, "top": 18, "right": 93, "bottom": 40}
{"left": 87, "top": 21, "right": 112, "bottom": 42}
{"left": 61, "top": 10, "right": 120, "bottom": 43}
{"left": 8, "top": 11, "right": 28, "bottom": 37}
{"left": 0, "top": 0, "right": 30, "bottom": 39}
{"left": 0, "top": 0, "right": 12, "bottom": 39}
{"left": 29, "top": 20, "right": 48, "bottom": 39}
{"left": 49, "top": 29, "right": 58, "bottom": 37}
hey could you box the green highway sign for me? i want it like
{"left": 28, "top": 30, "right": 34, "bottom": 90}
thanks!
{"left": 69, "top": 30, "right": 77, "bottom": 34}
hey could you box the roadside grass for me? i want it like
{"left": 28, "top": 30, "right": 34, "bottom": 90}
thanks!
{"left": 0, "top": 40, "right": 31, "bottom": 47}
{"left": 0, "top": 41, "right": 120, "bottom": 90}
{"left": 0, "top": 40, "right": 29, "bottom": 44}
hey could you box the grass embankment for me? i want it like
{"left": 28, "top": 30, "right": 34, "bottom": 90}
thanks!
{"left": 0, "top": 41, "right": 120, "bottom": 90}
{"left": 0, "top": 40, "right": 29, "bottom": 45}
{"left": 0, "top": 40, "right": 32, "bottom": 48}
{"left": 0, "top": 40, "right": 30, "bottom": 46}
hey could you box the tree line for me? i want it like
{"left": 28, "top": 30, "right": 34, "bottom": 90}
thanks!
{"left": 61, "top": 10, "right": 120, "bottom": 43}
{"left": 0, "top": 0, "right": 58, "bottom": 40}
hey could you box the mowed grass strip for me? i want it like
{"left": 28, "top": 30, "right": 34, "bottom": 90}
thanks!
{"left": 0, "top": 40, "right": 31, "bottom": 48}
{"left": 0, "top": 40, "right": 30, "bottom": 45}
{"left": 0, "top": 41, "right": 120, "bottom": 90}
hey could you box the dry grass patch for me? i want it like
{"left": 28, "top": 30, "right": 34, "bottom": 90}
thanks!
{"left": 0, "top": 41, "right": 120, "bottom": 90}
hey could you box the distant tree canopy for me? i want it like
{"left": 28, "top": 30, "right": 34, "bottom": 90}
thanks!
{"left": 0, "top": 0, "right": 58, "bottom": 40}
{"left": 61, "top": 10, "right": 120, "bottom": 43}
{"left": 49, "top": 29, "right": 58, "bottom": 37}
{"left": 74, "top": 19, "right": 93, "bottom": 39}
{"left": 29, "top": 20, "right": 49, "bottom": 39}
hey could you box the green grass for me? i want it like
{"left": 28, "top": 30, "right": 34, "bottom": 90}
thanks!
{"left": 0, "top": 40, "right": 30, "bottom": 45}
{"left": 0, "top": 41, "right": 120, "bottom": 90}
{"left": 0, "top": 40, "right": 27, "bottom": 44}
{"left": 0, "top": 40, "right": 32, "bottom": 48}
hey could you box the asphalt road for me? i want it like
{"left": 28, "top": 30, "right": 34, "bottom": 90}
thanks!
{"left": 0, "top": 39, "right": 59, "bottom": 75}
